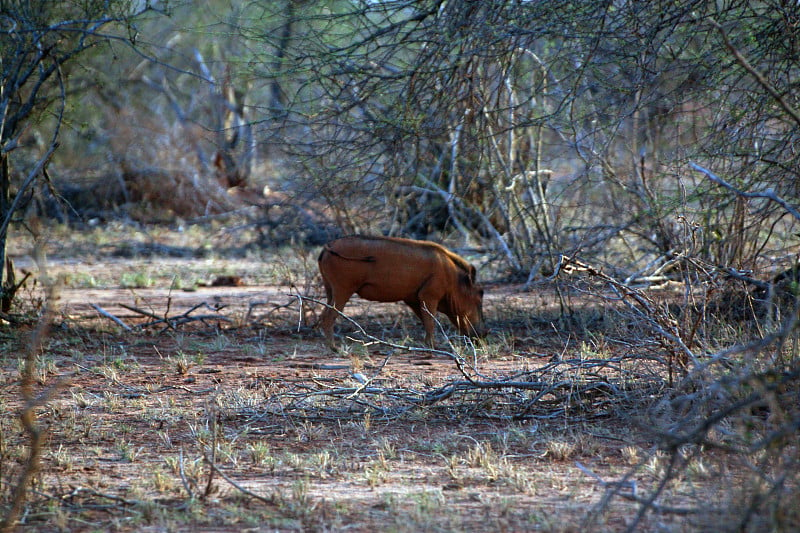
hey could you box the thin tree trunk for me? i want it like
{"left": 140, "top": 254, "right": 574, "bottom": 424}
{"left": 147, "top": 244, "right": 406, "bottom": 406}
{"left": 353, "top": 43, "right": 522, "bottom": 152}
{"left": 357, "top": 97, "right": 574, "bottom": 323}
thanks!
{"left": 270, "top": 1, "right": 296, "bottom": 120}
{"left": 0, "top": 152, "right": 9, "bottom": 307}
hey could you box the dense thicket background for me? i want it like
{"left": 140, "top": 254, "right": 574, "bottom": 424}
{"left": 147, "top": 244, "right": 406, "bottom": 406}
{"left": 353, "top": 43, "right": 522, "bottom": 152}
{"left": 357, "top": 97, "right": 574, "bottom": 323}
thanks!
{"left": 2, "top": 1, "right": 799, "bottom": 531}
{"left": 5, "top": 1, "right": 799, "bottom": 276}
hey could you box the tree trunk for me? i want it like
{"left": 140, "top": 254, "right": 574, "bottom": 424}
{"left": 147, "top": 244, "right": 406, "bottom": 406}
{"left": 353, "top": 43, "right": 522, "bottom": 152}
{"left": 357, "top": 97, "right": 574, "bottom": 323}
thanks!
{"left": 270, "top": 0, "right": 296, "bottom": 121}
{"left": 0, "top": 152, "right": 9, "bottom": 311}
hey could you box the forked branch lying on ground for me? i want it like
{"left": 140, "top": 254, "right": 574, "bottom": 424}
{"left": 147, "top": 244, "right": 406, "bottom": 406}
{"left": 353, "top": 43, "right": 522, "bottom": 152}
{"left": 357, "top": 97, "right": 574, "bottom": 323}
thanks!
{"left": 89, "top": 301, "right": 231, "bottom": 332}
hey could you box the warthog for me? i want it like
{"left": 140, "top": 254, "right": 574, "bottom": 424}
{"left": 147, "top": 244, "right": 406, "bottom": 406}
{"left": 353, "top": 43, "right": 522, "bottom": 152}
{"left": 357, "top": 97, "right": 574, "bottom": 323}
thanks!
{"left": 318, "top": 235, "right": 485, "bottom": 349}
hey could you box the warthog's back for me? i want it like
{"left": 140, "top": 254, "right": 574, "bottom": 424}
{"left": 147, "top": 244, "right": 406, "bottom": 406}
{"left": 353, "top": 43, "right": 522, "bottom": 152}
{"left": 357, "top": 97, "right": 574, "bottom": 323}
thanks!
{"left": 321, "top": 235, "right": 453, "bottom": 263}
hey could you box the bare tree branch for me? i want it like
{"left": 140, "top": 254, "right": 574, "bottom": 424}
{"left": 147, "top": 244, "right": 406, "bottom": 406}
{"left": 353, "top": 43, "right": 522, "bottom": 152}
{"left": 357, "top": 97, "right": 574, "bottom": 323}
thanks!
{"left": 710, "top": 18, "right": 800, "bottom": 129}
{"left": 690, "top": 162, "right": 800, "bottom": 222}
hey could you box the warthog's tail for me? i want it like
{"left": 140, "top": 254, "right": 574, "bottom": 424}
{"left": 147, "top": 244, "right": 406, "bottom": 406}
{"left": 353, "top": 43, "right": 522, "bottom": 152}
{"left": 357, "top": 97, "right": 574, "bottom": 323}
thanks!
{"left": 319, "top": 244, "right": 377, "bottom": 263}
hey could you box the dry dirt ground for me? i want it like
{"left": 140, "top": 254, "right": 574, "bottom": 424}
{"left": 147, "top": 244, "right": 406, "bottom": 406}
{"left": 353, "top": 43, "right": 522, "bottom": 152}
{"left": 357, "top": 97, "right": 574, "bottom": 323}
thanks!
{"left": 1, "top": 225, "right": 721, "bottom": 531}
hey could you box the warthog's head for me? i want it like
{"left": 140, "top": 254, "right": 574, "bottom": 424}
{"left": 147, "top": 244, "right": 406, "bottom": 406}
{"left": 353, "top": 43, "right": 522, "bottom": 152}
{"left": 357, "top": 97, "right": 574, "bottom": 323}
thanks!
{"left": 453, "top": 277, "right": 486, "bottom": 338}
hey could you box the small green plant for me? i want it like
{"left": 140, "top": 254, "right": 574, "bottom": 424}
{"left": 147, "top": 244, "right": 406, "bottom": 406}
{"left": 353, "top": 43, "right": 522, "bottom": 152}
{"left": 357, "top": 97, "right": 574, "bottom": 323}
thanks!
{"left": 578, "top": 338, "right": 612, "bottom": 360}
{"left": 157, "top": 430, "right": 173, "bottom": 448}
{"left": 503, "top": 464, "right": 534, "bottom": 494}
{"left": 169, "top": 275, "right": 184, "bottom": 290}
{"left": 361, "top": 411, "right": 372, "bottom": 434}
{"left": 375, "top": 437, "right": 397, "bottom": 460}
{"left": 193, "top": 351, "right": 207, "bottom": 366}
{"left": 116, "top": 440, "right": 144, "bottom": 463}
{"left": 546, "top": 439, "right": 577, "bottom": 461}
{"left": 644, "top": 450, "right": 668, "bottom": 479}
{"left": 686, "top": 456, "right": 710, "bottom": 479}
{"left": 17, "top": 355, "right": 57, "bottom": 384}
{"left": 314, "top": 450, "right": 334, "bottom": 476}
{"left": 50, "top": 445, "right": 74, "bottom": 471}
{"left": 187, "top": 421, "right": 212, "bottom": 444}
{"left": 67, "top": 273, "right": 99, "bottom": 288}
{"left": 291, "top": 476, "right": 310, "bottom": 508}
{"left": 466, "top": 441, "right": 499, "bottom": 470}
{"left": 120, "top": 271, "right": 155, "bottom": 288}
{"left": 169, "top": 351, "right": 193, "bottom": 375}
{"left": 96, "top": 363, "right": 119, "bottom": 382}
{"left": 410, "top": 489, "right": 445, "bottom": 520}
{"left": 337, "top": 337, "right": 368, "bottom": 359}
{"left": 71, "top": 390, "right": 97, "bottom": 409}
{"left": 152, "top": 469, "right": 177, "bottom": 493}
{"left": 297, "top": 420, "right": 328, "bottom": 442}
{"left": 465, "top": 441, "right": 505, "bottom": 482}
{"left": 364, "top": 460, "right": 388, "bottom": 487}
{"left": 621, "top": 445, "right": 641, "bottom": 465}
{"left": 242, "top": 343, "right": 268, "bottom": 358}
{"left": 248, "top": 441, "right": 274, "bottom": 467}
{"left": 283, "top": 452, "right": 305, "bottom": 471}
{"left": 111, "top": 357, "right": 133, "bottom": 371}
{"left": 164, "top": 456, "right": 180, "bottom": 475}
{"left": 445, "top": 453, "right": 462, "bottom": 481}
{"left": 103, "top": 391, "right": 122, "bottom": 410}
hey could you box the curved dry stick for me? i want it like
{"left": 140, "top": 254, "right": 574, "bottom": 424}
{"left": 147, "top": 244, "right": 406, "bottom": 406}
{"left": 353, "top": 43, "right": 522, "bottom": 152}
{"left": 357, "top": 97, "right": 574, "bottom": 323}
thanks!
{"left": 690, "top": 162, "right": 800, "bottom": 222}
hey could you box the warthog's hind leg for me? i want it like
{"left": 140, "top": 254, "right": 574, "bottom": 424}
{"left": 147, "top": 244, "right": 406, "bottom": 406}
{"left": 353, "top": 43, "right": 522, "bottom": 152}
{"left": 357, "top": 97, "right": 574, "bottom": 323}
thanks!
{"left": 319, "top": 284, "right": 353, "bottom": 351}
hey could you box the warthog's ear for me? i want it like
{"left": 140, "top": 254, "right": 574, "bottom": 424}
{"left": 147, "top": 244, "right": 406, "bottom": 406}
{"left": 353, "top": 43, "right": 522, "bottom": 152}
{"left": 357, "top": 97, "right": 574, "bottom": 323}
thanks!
{"left": 468, "top": 264, "right": 477, "bottom": 284}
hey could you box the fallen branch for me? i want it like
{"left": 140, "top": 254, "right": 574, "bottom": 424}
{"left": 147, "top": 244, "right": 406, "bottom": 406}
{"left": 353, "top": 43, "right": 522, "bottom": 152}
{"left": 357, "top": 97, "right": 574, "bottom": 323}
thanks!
{"left": 245, "top": 298, "right": 297, "bottom": 325}
{"left": 577, "top": 461, "right": 637, "bottom": 495}
{"left": 118, "top": 302, "right": 161, "bottom": 320}
{"left": 294, "top": 293, "right": 468, "bottom": 359}
{"left": 119, "top": 301, "right": 231, "bottom": 331}
{"left": 233, "top": 354, "right": 661, "bottom": 426}
{"left": 91, "top": 303, "right": 132, "bottom": 331}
